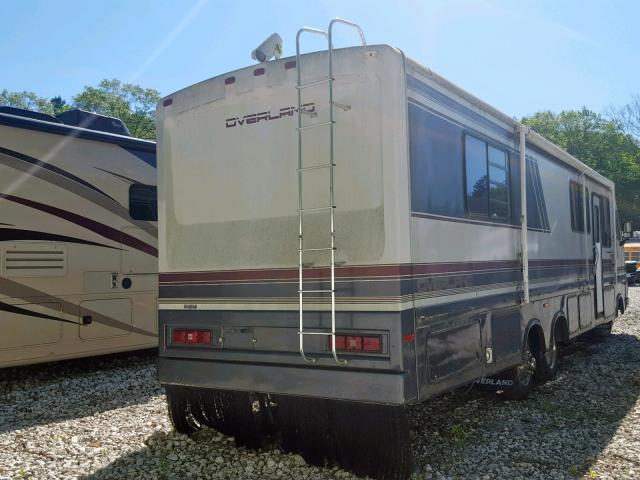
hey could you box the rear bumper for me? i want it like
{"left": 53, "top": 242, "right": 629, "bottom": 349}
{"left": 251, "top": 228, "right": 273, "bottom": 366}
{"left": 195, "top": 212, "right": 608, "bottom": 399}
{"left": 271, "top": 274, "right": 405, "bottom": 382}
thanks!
{"left": 158, "top": 357, "right": 409, "bottom": 405}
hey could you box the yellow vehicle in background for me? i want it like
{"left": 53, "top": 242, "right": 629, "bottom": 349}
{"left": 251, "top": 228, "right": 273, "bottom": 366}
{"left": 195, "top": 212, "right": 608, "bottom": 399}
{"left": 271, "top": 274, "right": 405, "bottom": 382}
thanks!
{"left": 624, "top": 238, "right": 640, "bottom": 262}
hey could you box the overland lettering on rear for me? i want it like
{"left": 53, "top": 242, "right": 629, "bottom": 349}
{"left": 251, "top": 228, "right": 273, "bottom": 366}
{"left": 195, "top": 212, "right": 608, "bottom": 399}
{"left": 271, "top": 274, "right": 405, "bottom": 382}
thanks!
{"left": 226, "top": 103, "right": 316, "bottom": 128}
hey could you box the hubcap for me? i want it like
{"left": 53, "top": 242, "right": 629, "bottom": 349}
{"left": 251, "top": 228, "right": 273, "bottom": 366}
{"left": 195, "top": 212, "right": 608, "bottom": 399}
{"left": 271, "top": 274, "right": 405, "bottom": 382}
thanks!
{"left": 518, "top": 347, "right": 536, "bottom": 385}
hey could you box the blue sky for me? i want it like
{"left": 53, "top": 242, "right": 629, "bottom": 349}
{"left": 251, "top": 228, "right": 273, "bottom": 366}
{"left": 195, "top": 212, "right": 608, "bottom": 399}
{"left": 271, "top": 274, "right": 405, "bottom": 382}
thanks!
{"left": 1, "top": 0, "right": 638, "bottom": 118}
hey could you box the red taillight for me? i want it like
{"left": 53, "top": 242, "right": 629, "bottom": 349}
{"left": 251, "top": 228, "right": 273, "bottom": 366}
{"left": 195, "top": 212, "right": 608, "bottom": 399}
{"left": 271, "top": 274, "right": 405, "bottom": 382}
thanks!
{"left": 172, "top": 329, "right": 212, "bottom": 345}
{"left": 362, "top": 336, "right": 381, "bottom": 352}
{"left": 329, "top": 335, "right": 382, "bottom": 353}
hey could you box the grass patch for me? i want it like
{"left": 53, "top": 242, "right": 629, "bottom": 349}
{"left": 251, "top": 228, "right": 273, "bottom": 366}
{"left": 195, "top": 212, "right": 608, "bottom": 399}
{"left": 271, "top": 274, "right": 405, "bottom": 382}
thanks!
{"left": 446, "top": 423, "right": 469, "bottom": 447}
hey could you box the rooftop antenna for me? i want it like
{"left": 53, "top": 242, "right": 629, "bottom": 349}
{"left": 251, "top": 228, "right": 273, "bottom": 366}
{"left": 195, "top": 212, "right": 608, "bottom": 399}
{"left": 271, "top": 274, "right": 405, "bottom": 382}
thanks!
{"left": 251, "top": 33, "right": 283, "bottom": 62}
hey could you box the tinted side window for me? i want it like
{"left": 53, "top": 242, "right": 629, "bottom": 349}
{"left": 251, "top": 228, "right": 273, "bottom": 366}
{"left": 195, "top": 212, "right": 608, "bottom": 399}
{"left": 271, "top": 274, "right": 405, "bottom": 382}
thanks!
{"left": 592, "top": 203, "right": 600, "bottom": 243}
{"left": 569, "top": 181, "right": 584, "bottom": 232}
{"left": 526, "top": 159, "right": 550, "bottom": 231}
{"left": 603, "top": 196, "right": 611, "bottom": 247}
{"left": 488, "top": 146, "right": 509, "bottom": 218}
{"left": 408, "top": 104, "right": 465, "bottom": 216}
{"left": 465, "top": 135, "right": 489, "bottom": 215}
{"left": 585, "top": 188, "right": 591, "bottom": 233}
{"left": 129, "top": 184, "right": 157, "bottom": 221}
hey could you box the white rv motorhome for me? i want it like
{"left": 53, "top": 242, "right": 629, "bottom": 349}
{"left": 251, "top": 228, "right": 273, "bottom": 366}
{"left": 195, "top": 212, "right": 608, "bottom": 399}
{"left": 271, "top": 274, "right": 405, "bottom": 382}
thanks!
{"left": 0, "top": 107, "right": 158, "bottom": 368}
{"left": 156, "top": 20, "right": 627, "bottom": 480}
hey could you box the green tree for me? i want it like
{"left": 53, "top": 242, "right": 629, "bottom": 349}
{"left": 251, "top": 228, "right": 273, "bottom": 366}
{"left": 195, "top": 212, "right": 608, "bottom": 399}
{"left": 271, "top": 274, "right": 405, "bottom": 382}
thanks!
{"left": 50, "top": 96, "right": 70, "bottom": 115}
{"left": 0, "top": 89, "right": 54, "bottom": 114}
{"left": 522, "top": 108, "right": 640, "bottom": 228}
{"left": 73, "top": 79, "right": 160, "bottom": 140}
{"left": 609, "top": 95, "right": 640, "bottom": 145}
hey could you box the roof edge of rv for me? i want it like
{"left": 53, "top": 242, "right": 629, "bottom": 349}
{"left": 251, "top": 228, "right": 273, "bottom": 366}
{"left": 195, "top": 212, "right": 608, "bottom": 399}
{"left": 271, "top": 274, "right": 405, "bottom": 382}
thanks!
{"left": 0, "top": 111, "right": 155, "bottom": 150}
{"left": 158, "top": 42, "right": 608, "bottom": 187}
{"left": 157, "top": 43, "right": 403, "bottom": 110}
{"left": 417, "top": 66, "right": 611, "bottom": 187}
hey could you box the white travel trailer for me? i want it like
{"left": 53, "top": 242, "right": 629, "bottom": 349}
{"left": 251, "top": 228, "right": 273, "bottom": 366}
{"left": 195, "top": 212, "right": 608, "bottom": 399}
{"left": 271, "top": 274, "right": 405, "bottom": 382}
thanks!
{"left": 156, "top": 20, "right": 627, "bottom": 479}
{"left": 0, "top": 107, "right": 158, "bottom": 368}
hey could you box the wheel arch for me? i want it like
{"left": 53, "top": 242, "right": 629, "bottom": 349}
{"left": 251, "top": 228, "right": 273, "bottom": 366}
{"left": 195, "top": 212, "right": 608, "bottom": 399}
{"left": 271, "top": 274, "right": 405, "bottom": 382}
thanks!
{"left": 523, "top": 318, "right": 545, "bottom": 356}
{"left": 551, "top": 312, "right": 570, "bottom": 346}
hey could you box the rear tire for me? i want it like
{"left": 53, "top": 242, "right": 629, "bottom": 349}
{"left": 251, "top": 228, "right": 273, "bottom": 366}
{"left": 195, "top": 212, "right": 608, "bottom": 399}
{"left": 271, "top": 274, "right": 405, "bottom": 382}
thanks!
{"left": 166, "top": 386, "right": 202, "bottom": 434}
{"left": 200, "top": 390, "right": 271, "bottom": 448}
{"left": 502, "top": 337, "right": 537, "bottom": 400}
{"left": 536, "top": 322, "right": 562, "bottom": 381}
{"left": 331, "top": 402, "right": 413, "bottom": 480}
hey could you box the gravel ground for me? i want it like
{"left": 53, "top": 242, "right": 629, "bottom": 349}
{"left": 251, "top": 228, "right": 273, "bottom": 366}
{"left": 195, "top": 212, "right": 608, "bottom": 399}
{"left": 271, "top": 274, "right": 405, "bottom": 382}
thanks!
{"left": 1, "top": 290, "right": 640, "bottom": 480}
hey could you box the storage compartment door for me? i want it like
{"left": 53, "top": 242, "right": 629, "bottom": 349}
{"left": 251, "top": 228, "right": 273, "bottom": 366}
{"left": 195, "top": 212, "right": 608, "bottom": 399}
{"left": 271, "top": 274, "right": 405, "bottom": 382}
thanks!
{"left": 0, "top": 302, "right": 62, "bottom": 349}
{"left": 427, "top": 318, "right": 483, "bottom": 383}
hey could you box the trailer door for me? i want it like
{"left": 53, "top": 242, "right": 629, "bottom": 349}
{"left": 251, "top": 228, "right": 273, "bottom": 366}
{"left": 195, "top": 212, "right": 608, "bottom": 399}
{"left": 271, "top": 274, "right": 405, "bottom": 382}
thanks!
{"left": 592, "top": 196, "right": 604, "bottom": 315}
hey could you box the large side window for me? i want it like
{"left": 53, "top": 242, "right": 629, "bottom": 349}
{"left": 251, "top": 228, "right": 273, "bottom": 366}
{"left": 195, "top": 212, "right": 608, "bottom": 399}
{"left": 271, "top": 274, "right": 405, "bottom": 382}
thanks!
{"left": 129, "top": 184, "right": 158, "bottom": 221}
{"left": 408, "top": 104, "right": 465, "bottom": 217}
{"left": 569, "top": 181, "right": 585, "bottom": 232}
{"left": 464, "top": 135, "right": 510, "bottom": 219}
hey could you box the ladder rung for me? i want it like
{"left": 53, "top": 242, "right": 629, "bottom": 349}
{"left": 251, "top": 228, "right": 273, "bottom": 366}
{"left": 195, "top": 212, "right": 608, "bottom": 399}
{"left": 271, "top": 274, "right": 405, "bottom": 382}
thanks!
{"left": 298, "top": 331, "right": 333, "bottom": 336}
{"left": 298, "top": 163, "right": 335, "bottom": 172}
{"left": 300, "top": 247, "right": 335, "bottom": 252}
{"left": 296, "top": 76, "right": 334, "bottom": 89}
{"left": 299, "top": 289, "right": 334, "bottom": 294}
{"left": 298, "top": 121, "right": 334, "bottom": 131}
{"left": 299, "top": 206, "right": 335, "bottom": 213}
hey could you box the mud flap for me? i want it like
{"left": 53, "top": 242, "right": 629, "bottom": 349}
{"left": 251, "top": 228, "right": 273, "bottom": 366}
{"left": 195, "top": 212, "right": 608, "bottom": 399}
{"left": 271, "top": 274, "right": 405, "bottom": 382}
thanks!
{"left": 171, "top": 389, "right": 414, "bottom": 480}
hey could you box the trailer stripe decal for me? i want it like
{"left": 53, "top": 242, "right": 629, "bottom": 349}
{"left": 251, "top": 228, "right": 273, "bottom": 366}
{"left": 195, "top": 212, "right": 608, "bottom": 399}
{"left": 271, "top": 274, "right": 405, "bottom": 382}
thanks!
{"left": 159, "top": 259, "right": 593, "bottom": 284}
{"left": 0, "top": 149, "right": 157, "bottom": 238}
{"left": 0, "top": 277, "right": 157, "bottom": 337}
{"left": 0, "top": 301, "right": 80, "bottom": 325}
{"left": 0, "top": 146, "right": 114, "bottom": 201}
{"left": 0, "top": 228, "right": 121, "bottom": 249}
{"left": 94, "top": 167, "right": 152, "bottom": 185}
{"left": 0, "top": 194, "right": 157, "bottom": 257}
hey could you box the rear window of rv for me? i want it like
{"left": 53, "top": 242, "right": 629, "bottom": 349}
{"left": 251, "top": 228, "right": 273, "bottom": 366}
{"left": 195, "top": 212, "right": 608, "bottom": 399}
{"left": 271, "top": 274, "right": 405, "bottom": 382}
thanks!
{"left": 129, "top": 184, "right": 157, "bottom": 221}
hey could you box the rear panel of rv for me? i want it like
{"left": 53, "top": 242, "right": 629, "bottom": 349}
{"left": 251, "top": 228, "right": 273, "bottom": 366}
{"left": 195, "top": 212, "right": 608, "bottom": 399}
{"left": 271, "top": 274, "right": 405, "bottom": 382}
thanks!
{"left": 157, "top": 46, "right": 417, "bottom": 404}
{"left": 158, "top": 45, "right": 409, "bottom": 272}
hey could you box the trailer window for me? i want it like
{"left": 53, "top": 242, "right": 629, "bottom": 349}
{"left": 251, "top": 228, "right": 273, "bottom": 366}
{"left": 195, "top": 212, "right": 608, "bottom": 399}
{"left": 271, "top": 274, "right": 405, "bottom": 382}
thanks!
{"left": 465, "top": 136, "right": 489, "bottom": 215}
{"left": 569, "top": 181, "right": 585, "bottom": 232}
{"left": 525, "top": 159, "right": 550, "bottom": 231}
{"left": 129, "top": 184, "right": 157, "bottom": 221}
{"left": 408, "top": 104, "right": 465, "bottom": 217}
{"left": 586, "top": 188, "right": 591, "bottom": 233}
{"left": 488, "top": 146, "right": 509, "bottom": 218}
{"left": 603, "top": 196, "right": 611, "bottom": 247}
{"left": 465, "top": 135, "right": 509, "bottom": 219}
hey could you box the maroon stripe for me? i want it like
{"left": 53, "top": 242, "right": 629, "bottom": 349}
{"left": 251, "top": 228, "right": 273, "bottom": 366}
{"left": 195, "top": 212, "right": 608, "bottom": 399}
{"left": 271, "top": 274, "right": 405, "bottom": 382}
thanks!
{"left": 160, "top": 264, "right": 412, "bottom": 283}
{"left": 159, "top": 259, "right": 592, "bottom": 284}
{"left": 0, "top": 194, "right": 157, "bottom": 257}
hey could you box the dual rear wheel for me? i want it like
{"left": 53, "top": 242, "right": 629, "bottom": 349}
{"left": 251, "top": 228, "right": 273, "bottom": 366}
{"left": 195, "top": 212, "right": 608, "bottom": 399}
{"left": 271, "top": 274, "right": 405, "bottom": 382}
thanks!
{"left": 502, "top": 321, "right": 563, "bottom": 400}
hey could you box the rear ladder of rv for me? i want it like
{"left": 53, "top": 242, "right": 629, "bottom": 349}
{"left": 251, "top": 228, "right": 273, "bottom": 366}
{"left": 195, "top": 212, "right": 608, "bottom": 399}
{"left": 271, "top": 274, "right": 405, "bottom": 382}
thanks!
{"left": 295, "top": 19, "right": 366, "bottom": 365}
